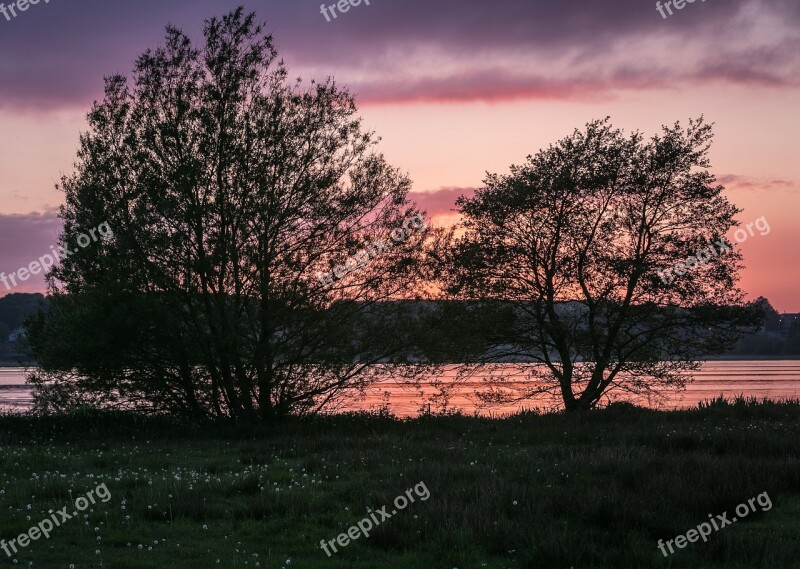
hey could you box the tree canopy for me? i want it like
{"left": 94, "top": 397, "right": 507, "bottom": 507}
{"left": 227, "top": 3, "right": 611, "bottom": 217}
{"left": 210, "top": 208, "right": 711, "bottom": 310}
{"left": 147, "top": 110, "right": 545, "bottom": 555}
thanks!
{"left": 440, "top": 118, "right": 761, "bottom": 411}
{"left": 27, "top": 8, "right": 429, "bottom": 419}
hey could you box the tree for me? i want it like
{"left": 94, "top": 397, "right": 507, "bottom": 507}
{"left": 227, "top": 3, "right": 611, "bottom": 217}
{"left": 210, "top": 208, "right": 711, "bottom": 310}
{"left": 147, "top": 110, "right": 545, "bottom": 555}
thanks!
{"left": 27, "top": 8, "right": 429, "bottom": 420}
{"left": 441, "top": 118, "right": 761, "bottom": 411}
{"left": 753, "top": 297, "right": 782, "bottom": 333}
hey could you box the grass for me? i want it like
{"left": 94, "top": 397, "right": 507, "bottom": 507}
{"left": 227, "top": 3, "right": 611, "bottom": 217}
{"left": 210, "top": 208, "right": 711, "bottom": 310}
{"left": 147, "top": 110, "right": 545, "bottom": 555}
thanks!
{"left": 0, "top": 397, "right": 799, "bottom": 568}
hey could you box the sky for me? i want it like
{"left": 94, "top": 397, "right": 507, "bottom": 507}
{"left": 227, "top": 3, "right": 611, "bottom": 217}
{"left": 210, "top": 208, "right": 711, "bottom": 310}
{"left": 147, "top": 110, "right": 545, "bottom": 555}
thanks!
{"left": 0, "top": 0, "right": 798, "bottom": 309}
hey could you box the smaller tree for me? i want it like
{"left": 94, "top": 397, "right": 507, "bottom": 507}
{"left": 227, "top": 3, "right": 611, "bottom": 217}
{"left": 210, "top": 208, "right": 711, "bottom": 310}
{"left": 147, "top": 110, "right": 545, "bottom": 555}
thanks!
{"left": 441, "top": 118, "right": 761, "bottom": 411}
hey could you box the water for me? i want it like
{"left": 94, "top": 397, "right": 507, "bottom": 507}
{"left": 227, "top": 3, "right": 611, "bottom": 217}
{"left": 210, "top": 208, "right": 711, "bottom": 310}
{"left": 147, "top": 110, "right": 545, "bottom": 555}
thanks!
{"left": 2, "top": 361, "right": 799, "bottom": 416}
{"left": 353, "top": 361, "right": 800, "bottom": 416}
{"left": 0, "top": 368, "right": 35, "bottom": 410}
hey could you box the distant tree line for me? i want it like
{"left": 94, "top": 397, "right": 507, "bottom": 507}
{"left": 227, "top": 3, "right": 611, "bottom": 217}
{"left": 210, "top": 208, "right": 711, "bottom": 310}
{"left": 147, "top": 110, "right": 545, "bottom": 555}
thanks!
{"left": 8, "top": 293, "right": 795, "bottom": 357}
{"left": 0, "top": 293, "right": 46, "bottom": 364}
{"left": 727, "top": 298, "right": 800, "bottom": 356}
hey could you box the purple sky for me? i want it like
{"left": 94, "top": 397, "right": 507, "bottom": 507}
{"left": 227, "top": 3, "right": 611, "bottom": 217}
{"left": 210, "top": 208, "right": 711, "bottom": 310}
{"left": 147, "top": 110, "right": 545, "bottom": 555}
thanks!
{"left": 1, "top": 0, "right": 798, "bottom": 108}
{"left": 1, "top": 0, "right": 799, "bottom": 308}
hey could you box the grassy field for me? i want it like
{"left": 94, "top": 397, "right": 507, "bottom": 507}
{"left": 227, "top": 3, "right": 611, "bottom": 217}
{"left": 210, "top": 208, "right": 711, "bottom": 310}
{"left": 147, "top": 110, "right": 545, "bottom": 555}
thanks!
{"left": 0, "top": 398, "right": 799, "bottom": 569}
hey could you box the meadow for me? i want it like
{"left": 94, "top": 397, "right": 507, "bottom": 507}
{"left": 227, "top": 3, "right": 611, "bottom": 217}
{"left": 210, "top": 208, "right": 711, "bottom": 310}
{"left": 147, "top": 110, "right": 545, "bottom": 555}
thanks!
{"left": 0, "top": 398, "right": 799, "bottom": 568}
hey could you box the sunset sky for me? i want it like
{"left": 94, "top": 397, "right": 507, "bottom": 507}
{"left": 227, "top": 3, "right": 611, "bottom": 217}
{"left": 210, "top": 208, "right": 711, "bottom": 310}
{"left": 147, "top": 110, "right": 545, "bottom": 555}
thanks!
{"left": 0, "top": 0, "right": 798, "bottom": 309}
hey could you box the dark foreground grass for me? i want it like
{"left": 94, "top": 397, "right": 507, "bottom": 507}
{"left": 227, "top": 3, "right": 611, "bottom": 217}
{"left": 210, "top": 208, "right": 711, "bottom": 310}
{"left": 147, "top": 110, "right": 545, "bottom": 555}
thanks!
{"left": 0, "top": 398, "right": 799, "bottom": 569}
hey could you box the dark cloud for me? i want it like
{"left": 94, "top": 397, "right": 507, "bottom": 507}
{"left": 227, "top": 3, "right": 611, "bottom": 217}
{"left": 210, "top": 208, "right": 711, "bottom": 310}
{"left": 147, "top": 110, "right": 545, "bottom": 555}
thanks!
{"left": 718, "top": 175, "right": 797, "bottom": 192}
{"left": 0, "top": 210, "right": 62, "bottom": 295}
{"left": 0, "top": 0, "right": 797, "bottom": 110}
{"left": 354, "top": 68, "right": 671, "bottom": 104}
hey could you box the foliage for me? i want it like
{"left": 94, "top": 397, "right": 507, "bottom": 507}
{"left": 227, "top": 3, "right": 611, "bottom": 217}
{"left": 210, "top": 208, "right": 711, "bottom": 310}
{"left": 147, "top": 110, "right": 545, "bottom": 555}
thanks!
{"left": 440, "top": 118, "right": 762, "bottom": 411}
{"left": 27, "top": 9, "right": 429, "bottom": 419}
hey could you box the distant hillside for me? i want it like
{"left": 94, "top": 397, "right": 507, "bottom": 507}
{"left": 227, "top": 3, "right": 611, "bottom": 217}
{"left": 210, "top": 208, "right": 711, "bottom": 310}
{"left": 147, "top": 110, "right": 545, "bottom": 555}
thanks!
{"left": 0, "top": 293, "right": 47, "bottom": 364}
{"left": 0, "top": 293, "right": 46, "bottom": 331}
{"left": 727, "top": 310, "right": 800, "bottom": 357}
{"left": 1, "top": 293, "right": 798, "bottom": 364}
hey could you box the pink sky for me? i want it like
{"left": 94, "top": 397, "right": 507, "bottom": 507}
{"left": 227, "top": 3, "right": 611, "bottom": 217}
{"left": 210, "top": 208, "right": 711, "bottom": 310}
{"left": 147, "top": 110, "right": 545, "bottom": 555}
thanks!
{"left": 0, "top": 0, "right": 798, "bottom": 309}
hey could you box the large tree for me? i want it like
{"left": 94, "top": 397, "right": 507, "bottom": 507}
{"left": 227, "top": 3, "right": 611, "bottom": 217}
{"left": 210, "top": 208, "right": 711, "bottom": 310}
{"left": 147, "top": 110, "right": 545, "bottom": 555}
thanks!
{"left": 27, "top": 9, "right": 429, "bottom": 419}
{"left": 441, "top": 118, "right": 761, "bottom": 411}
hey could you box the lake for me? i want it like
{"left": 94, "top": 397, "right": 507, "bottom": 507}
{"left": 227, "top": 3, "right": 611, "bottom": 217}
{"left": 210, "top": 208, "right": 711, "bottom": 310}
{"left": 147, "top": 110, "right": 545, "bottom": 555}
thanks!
{"left": 2, "top": 361, "right": 799, "bottom": 416}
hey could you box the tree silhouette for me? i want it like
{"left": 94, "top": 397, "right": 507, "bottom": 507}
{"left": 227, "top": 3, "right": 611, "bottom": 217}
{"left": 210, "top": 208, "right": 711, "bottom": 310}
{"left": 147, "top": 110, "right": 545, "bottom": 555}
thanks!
{"left": 441, "top": 118, "right": 761, "bottom": 411}
{"left": 27, "top": 9, "right": 428, "bottom": 419}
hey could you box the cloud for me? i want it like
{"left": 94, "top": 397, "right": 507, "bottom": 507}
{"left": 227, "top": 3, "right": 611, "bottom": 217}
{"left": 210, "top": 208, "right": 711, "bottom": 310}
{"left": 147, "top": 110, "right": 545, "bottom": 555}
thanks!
{"left": 718, "top": 175, "right": 797, "bottom": 192}
{"left": 0, "top": 0, "right": 798, "bottom": 110}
